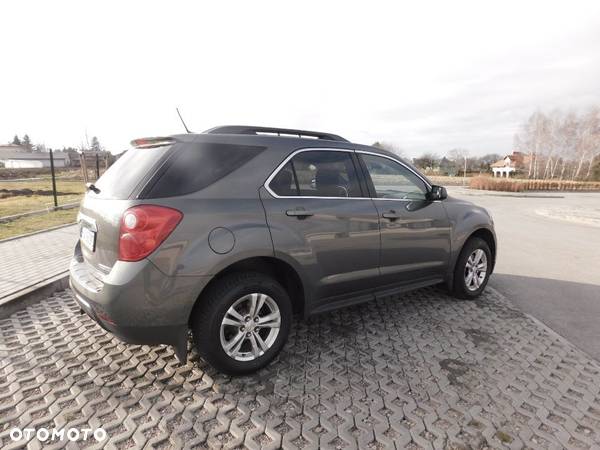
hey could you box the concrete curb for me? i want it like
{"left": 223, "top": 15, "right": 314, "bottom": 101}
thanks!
{"left": 450, "top": 188, "right": 565, "bottom": 199}
{"left": 523, "top": 310, "right": 600, "bottom": 366}
{"left": 0, "top": 222, "right": 77, "bottom": 243}
{"left": 466, "top": 192, "right": 565, "bottom": 199}
{"left": 0, "top": 272, "right": 69, "bottom": 319}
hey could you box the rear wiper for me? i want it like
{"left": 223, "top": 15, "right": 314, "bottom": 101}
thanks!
{"left": 86, "top": 182, "right": 101, "bottom": 194}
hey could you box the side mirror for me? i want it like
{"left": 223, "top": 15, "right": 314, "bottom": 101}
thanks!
{"left": 428, "top": 185, "right": 447, "bottom": 201}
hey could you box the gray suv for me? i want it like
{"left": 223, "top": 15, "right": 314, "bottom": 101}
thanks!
{"left": 70, "top": 126, "right": 496, "bottom": 374}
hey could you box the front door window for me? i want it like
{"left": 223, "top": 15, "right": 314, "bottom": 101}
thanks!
{"left": 360, "top": 154, "right": 428, "bottom": 200}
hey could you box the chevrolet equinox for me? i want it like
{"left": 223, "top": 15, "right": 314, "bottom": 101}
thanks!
{"left": 70, "top": 126, "right": 497, "bottom": 374}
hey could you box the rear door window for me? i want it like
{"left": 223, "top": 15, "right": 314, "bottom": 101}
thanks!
{"left": 93, "top": 145, "right": 172, "bottom": 199}
{"left": 144, "top": 143, "right": 265, "bottom": 198}
{"left": 269, "top": 150, "right": 361, "bottom": 198}
{"left": 269, "top": 162, "right": 298, "bottom": 196}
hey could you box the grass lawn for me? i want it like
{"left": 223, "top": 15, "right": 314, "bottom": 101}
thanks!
{"left": 0, "top": 179, "right": 85, "bottom": 217}
{"left": 0, "top": 208, "right": 78, "bottom": 240}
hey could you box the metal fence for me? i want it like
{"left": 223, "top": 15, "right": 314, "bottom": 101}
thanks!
{"left": 0, "top": 151, "right": 112, "bottom": 238}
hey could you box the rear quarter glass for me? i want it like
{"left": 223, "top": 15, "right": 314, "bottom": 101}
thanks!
{"left": 141, "top": 142, "right": 265, "bottom": 198}
{"left": 93, "top": 145, "right": 172, "bottom": 199}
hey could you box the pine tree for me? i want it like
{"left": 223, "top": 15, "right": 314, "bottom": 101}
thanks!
{"left": 91, "top": 136, "right": 101, "bottom": 152}
{"left": 11, "top": 135, "right": 21, "bottom": 145}
{"left": 22, "top": 134, "right": 32, "bottom": 150}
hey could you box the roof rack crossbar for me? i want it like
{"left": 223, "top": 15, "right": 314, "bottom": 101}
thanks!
{"left": 204, "top": 125, "right": 348, "bottom": 142}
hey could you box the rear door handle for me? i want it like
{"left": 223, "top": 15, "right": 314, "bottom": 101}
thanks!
{"left": 382, "top": 211, "right": 401, "bottom": 220}
{"left": 286, "top": 209, "right": 314, "bottom": 218}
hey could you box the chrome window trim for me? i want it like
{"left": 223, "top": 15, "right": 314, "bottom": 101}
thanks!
{"left": 263, "top": 147, "right": 432, "bottom": 201}
{"left": 356, "top": 150, "right": 433, "bottom": 203}
{"left": 356, "top": 150, "right": 432, "bottom": 190}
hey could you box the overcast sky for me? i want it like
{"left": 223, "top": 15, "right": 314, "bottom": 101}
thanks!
{"left": 2, "top": 1, "right": 600, "bottom": 157}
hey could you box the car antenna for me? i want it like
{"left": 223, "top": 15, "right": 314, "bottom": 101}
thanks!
{"left": 176, "top": 107, "right": 192, "bottom": 133}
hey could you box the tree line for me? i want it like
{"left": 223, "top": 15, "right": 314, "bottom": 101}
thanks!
{"left": 385, "top": 106, "right": 600, "bottom": 181}
{"left": 8, "top": 134, "right": 104, "bottom": 153}
{"left": 374, "top": 142, "right": 502, "bottom": 177}
{"left": 514, "top": 107, "right": 600, "bottom": 180}
{"left": 10, "top": 134, "right": 34, "bottom": 150}
{"left": 412, "top": 150, "right": 504, "bottom": 176}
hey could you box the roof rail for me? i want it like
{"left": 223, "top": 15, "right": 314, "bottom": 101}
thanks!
{"left": 204, "top": 125, "right": 348, "bottom": 142}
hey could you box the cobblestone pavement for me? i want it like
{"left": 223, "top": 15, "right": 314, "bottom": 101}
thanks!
{"left": 0, "top": 225, "right": 77, "bottom": 302}
{"left": 1, "top": 287, "right": 600, "bottom": 450}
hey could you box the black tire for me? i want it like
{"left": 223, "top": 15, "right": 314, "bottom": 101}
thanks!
{"left": 452, "top": 237, "right": 492, "bottom": 299}
{"left": 191, "top": 272, "right": 292, "bottom": 375}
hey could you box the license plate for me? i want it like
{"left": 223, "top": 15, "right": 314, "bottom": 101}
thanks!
{"left": 80, "top": 226, "right": 96, "bottom": 252}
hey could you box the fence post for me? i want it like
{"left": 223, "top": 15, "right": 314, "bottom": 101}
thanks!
{"left": 95, "top": 153, "right": 100, "bottom": 180}
{"left": 49, "top": 149, "right": 58, "bottom": 208}
{"left": 80, "top": 152, "right": 88, "bottom": 183}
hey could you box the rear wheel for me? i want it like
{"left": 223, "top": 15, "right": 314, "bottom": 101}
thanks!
{"left": 452, "top": 237, "right": 492, "bottom": 299}
{"left": 191, "top": 272, "right": 292, "bottom": 375}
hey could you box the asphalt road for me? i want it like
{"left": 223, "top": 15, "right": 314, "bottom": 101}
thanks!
{"left": 449, "top": 187, "right": 600, "bottom": 360}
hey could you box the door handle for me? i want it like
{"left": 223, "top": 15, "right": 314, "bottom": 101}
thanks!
{"left": 382, "top": 211, "right": 401, "bottom": 220}
{"left": 286, "top": 209, "right": 314, "bottom": 218}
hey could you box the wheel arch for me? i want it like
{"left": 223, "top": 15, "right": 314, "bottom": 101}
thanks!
{"left": 446, "top": 226, "right": 497, "bottom": 291}
{"left": 468, "top": 227, "right": 497, "bottom": 271}
{"left": 188, "top": 256, "right": 307, "bottom": 327}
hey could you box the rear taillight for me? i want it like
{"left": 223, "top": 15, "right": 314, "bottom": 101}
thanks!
{"left": 118, "top": 205, "right": 183, "bottom": 262}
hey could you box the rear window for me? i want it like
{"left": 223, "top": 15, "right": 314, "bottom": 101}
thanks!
{"left": 143, "top": 143, "right": 265, "bottom": 198}
{"left": 93, "top": 145, "right": 171, "bottom": 199}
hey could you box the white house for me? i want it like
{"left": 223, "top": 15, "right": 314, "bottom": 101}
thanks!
{"left": 490, "top": 152, "right": 529, "bottom": 178}
{"left": 490, "top": 156, "right": 516, "bottom": 177}
{"left": 0, "top": 144, "right": 28, "bottom": 161}
{"left": 0, "top": 151, "right": 70, "bottom": 168}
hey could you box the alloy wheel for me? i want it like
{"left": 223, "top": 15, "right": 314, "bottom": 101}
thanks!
{"left": 464, "top": 249, "right": 487, "bottom": 291}
{"left": 219, "top": 293, "right": 281, "bottom": 361}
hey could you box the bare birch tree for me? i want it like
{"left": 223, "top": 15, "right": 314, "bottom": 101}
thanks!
{"left": 583, "top": 107, "right": 600, "bottom": 179}
{"left": 513, "top": 107, "right": 600, "bottom": 181}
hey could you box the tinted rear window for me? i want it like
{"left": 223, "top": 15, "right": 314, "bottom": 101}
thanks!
{"left": 93, "top": 145, "right": 171, "bottom": 199}
{"left": 143, "top": 143, "right": 265, "bottom": 198}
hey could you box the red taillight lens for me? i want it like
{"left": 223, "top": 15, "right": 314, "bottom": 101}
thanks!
{"left": 118, "top": 205, "right": 183, "bottom": 262}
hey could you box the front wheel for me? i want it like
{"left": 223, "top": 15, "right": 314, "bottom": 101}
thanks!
{"left": 452, "top": 237, "right": 492, "bottom": 299}
{"left": 191, "top": 272, "right": 292, "bottom": 375}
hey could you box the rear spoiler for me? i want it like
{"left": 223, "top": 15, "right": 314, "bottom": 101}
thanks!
{"left": 130, "top": 137, "right": 176, "bottom": 149}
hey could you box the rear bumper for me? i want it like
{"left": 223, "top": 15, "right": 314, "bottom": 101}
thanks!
{"left": 70, "top": 285, "right": 187, "bottom": 347}
{"left": 69, "top": 242, "right": 210, "bottom": 360}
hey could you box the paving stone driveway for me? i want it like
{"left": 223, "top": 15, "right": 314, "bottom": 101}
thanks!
{"left": 0, "top": 224, "right": 77, "bottom": 302}
{"left": 1, "top": 287, "right": 600, "bottom": 450}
